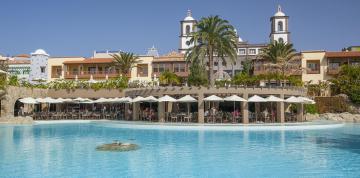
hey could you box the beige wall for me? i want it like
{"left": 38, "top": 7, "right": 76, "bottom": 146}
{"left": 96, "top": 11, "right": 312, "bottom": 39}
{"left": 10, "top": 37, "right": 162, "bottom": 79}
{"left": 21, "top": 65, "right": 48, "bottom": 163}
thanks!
{"left": 129, "top": 56, "right": 154, "bottom": 82}
{"left": 48, "top": 57, "right": 85, "bottom": 81}
{"left": 301, "top": 51, "right": 333, "bottom": 84}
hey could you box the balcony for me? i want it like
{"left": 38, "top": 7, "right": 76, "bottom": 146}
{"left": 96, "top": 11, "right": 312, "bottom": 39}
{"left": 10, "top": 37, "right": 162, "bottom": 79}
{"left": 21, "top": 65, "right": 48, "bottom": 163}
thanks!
{"left": 51, "top": 72, "right": 62, "bottom": 78}
{"left": 306, "top": 69, "right": 320, "bottom": 74}
{"left": 327, "top": 67, "right": 340, "bottom": 75}
{"left": 64, "top": 71, "right": 122, "bottom": 79}
{"left": 254, "top": 66, "right": 302, "bottom": 76}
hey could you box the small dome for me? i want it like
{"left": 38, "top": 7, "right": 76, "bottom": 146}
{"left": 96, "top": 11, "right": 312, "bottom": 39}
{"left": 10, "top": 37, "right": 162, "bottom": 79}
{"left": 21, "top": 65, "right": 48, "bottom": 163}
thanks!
{"left": 274, "top": 5, "right": 285, "bottom": 16}
{"left": 238, "top": 36, "right": 243, "bottom": 42}
{"left": 184, "top": 9, "right": 195, "bottom": 21}
{"left": 31, "top": 49, "right": 49, "bottom": 56}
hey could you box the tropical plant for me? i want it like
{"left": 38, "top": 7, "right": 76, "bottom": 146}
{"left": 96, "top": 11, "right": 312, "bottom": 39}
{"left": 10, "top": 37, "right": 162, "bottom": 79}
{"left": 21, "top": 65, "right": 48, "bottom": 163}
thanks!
{"left": 259, "top": 41, "right": 300, "bottom": 86}
{"left": 7, "top": 75, "right": 19, "bottom": 86}
{"left": 232, "top": 73, "right": 259, "bottom": 86}
{"left": 159, "top": 70, "right": 180, "bottom": 86}
{"left": 306, "top": 81, "right": 330, "bottom": 97}
{"left": 0, "top": 59, "right": 8, "bottom": 72}
{"left": 187, "top": 61, "right": 208, "bottom": 86}
{"left": 111, "top": 52, "right": 141, "bottom": 76}
{"left": 331, "top": 65, "right": 360, "bottom": 104}
{"left": 185, "top": 15, "right": 238, "bottom": 87}
{"left": 241, "top": 59, "right": 253, "bottom": 75}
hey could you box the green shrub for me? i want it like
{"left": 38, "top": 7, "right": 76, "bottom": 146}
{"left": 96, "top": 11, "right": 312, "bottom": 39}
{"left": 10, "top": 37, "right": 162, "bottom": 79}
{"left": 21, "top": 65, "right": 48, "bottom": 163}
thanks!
{"left": 305, "top": 104, "right": 318, "bottom": 114}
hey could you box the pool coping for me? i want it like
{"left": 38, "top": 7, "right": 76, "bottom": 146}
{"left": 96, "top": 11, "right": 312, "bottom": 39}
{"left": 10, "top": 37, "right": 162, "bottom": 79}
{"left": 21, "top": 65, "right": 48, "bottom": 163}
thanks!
{"left": 33, "top": 120, "right": 346, "bottom": 131}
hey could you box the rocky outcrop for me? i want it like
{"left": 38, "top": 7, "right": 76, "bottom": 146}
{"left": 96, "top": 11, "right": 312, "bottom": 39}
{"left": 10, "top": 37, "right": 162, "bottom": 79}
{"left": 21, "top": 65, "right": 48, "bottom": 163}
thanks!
{"left": 306, "top": 112, "right": 360, "bottom": 122}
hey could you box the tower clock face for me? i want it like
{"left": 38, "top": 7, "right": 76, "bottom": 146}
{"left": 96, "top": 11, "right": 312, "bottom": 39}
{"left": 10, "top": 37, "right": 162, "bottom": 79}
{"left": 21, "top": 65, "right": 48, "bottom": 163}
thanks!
{"left": 186, "top": 41, "right": 191, "bottom": 46}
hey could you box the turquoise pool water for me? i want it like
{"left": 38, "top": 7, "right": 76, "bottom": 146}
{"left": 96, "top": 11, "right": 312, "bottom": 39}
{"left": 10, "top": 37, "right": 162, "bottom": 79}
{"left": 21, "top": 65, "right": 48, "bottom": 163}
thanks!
{"left": 0, "top": 122, "right": 360, "bottom": 178}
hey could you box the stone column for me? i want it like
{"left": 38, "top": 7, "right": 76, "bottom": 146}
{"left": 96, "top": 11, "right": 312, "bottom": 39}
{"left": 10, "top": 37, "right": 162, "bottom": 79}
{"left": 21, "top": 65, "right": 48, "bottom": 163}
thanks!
{"left": 158, "top": 101, "right": 165, "bottom": 122}
{"left": 198, "top": 93, "right": 204, "bottom": 123}
{"left": 297, "top": 103, "right": 304, "bottom": 122}
{"left": 242, "top": 93, "right": 249, "bottom": 124}
{"left": 277, "top": 94, "right": 285, "bottom": 123}
{"left": 132, "top": 102, "right": 139, "bottom": 121}
{"left": 124, "top": 103, "right": 129, "bottom": 120}
{"left": 255, "top": 102, "right": 260, "bottom": 121}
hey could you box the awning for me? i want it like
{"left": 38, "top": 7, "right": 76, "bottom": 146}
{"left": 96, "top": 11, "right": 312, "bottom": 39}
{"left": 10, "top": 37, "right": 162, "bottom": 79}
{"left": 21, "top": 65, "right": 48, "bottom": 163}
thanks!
{"left": 248, "top": 95, "right": 267, "bottom": 102}
{"left": 204, "top": 95, "right": 223, "bottom": 102}
{"left": 265, "top": 95, "right": 284, "bottom": 102}
{"left": 177, "top": 95, "right": 197, "bottom": 102}
{"left": 158, "top": 95, "right": 176, "bottom": 102}
{"left": 224, "top": 95, "right": 247, "bottom": 102}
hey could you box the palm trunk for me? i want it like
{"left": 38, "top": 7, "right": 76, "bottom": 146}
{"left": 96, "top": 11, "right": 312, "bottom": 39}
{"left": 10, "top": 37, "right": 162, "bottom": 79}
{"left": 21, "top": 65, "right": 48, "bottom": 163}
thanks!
{"left": 209, "top": 47, "right": 215, "bottom": 87}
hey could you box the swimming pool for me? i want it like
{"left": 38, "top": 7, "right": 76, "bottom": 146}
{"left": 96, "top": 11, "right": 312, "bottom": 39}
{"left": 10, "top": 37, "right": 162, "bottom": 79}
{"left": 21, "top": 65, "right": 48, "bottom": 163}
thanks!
{"left": 0, "top": 121, "right": 359, "bottom": 177}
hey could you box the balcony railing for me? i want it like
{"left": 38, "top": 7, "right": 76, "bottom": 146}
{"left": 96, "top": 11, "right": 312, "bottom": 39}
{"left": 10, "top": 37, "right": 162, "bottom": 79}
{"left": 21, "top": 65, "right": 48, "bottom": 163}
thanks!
{"left": 254, "top": 66, "right": 302, "bottom": 76}
{"left": 152, "top": 71, "right": 189, "bottom": 77}
{"left": 306, "top": 69, "right": 320, "bottom": 74}
{"left": 327, "top": 67, "right": 340, "bottom": 75}
{"left": 64, "top": 71, "right": 123, "bottom": 79}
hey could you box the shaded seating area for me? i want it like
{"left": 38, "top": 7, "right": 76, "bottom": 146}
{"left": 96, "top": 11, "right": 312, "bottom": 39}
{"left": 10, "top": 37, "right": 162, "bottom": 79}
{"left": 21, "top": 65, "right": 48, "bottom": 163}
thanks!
{"left": 16, "top": 92, "right": 315, "bottom": 124}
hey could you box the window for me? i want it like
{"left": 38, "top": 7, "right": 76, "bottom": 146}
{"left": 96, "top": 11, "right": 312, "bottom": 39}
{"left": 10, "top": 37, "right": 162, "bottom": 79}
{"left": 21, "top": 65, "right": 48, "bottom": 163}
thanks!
{"left": 249, "top": 49, "right": 256, "bottom": 55}
{"left": 238, "top": 49, "right": 246, "bottom": 55}
{"left": 329, "top": 62, "right": 340, "bottom": 69}
{"left": 88, "top": 67, "right": 96, "bottom": 74}
{"left": 185, "top": 25, "right": 191, "bottom": 35}
{"left": 306, "top": 60, "right": 320, "bottom": 74}
{"left": 214, "top": 62, "right": 218, "bottom": 66}
{"left": 40, "top": 66, "right": 45, "bottom": 73}
{"left": 174, "top": 63, "right": 186, "bottom": 72}
{"left": 137, "top": 64, "right": 148, "bottom": 77}
{"left": 278, "top": 21, "right": 283, "bottom": 31}
{"left": 278, "top": 38, "right": 284, "bottom": 43}
{"left": 51, "top": 66, "right": 62, "bottom": 78}
{"left": 72, "top": 68, "right": 78, "bottom": 75}
{"left": 159, "top": 64, "right": 165, "bottom": 72}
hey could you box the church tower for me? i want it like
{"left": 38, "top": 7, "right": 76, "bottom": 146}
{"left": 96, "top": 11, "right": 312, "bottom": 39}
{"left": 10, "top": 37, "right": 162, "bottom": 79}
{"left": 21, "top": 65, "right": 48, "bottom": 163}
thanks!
{"left": 270, "top": 5, "right": 290, "bottom": 43}
{"left": 179, "top": 10, "right": 196, "bottom": 54}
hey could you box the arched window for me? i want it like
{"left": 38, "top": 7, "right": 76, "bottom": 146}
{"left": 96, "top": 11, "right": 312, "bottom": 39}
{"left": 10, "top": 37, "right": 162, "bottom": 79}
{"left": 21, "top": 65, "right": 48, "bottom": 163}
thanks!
{"left": 278, "top": 38, "right": 284, "bottom": 43}
{"left": 278, "top": 21, "right": 283, "bottom": 31}
{"left": 185, "top": 25, "right": 191, "bottom": 35}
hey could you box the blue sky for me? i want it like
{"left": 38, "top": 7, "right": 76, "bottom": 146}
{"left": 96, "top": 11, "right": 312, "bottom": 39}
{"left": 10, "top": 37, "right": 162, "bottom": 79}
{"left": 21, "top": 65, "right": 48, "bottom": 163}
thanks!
{"left": 0, "top": 0, "right": 359, "bottom": 57}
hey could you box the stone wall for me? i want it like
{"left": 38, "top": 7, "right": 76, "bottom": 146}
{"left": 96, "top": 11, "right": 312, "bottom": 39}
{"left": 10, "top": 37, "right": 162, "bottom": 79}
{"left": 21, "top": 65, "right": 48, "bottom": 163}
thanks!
{"left": 315, "top": 96, "right": 349, "bottom": 113}
{"left": 0, "top": 86, "right": 48, "bottom": 119}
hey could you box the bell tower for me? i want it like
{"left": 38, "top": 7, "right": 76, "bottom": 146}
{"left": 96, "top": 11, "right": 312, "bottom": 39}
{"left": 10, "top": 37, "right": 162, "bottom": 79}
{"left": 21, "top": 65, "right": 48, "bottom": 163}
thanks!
{"left": 179, "top": 10, "right": 196, "bottom": 54}
{"left": 270, "top": 5, "right": 290, "bottom": 43}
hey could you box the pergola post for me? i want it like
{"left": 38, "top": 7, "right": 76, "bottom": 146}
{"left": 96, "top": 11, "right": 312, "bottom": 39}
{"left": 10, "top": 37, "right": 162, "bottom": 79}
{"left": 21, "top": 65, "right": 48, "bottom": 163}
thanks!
{"left": 297, "top": 103, "right": 304, "bottom": 122}
{"left": 158, "top": 95, "right": 165, "bottom": 122}
{"left": 277, "top": 94, "right": 285, "bottom": 123}
{"left": 197, "top": 93, "right": 204, "bottom": 123}
{"left": 242, "top": 93, "right": 249, "bottom": 124}
{"left": 124, "top": 103, "right": 129, "bottom": 120}
{"left": 132, "top": 102, "right": 139, "bottom": 121}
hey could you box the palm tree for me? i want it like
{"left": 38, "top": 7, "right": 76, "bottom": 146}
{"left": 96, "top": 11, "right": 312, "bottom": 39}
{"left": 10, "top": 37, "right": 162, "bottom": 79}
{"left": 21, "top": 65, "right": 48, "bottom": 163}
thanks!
{"left": 159, "top": 70, "right": 180, "bottom": 86}
{"left": 259, "top": 41, "right": 300, "bottom": 86}
{"left": 185, "top": 15, "right": 238, "bottom": 87}
{"left": 260, "top": 41, "right": 299, "bottom": 76}
{"left": 111, "top": 52, "right": 141, "bottom": 77}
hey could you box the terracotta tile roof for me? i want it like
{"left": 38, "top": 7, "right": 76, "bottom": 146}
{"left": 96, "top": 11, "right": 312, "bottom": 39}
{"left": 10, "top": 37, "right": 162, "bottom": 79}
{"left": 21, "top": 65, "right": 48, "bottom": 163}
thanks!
{"left": 7, "top": 59, "right": 31, "bottom": 65}
{"left": 154, "top": 51, "right": 185, "bottom": 62}
{"left": 63, "top": 58, "right": 114, "bottom": 64}
{"left": 153, "top": 58, "right": 186, "bottom": 62}
{"left": 15, "top": 54, "right": 30, "bottom": 58}
{"left": 325, "top": 51, "right": 360, "bottom": 58}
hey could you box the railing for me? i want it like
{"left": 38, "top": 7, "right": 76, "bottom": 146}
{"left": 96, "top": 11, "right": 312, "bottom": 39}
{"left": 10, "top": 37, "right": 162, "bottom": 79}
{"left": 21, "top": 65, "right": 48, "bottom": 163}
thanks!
{"left": 306, "top": 69, "right": 320, "bottom": 74}
{"left": 51, "top": 73, "right": 62, "bottom": 78}
{"left": 327, "top": 67, "right": 340, "bottom": 75}
{"left": 64, "top": 71, "right": 122, "bottom": 79}
{"left": 254, "top": 66, "right": 302, "bottom": 75}
{"left": 152, "top": 71, "right": 189, "bottom": 77}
